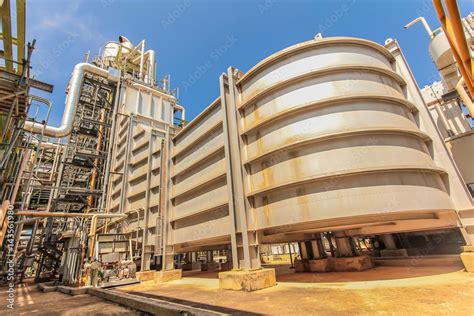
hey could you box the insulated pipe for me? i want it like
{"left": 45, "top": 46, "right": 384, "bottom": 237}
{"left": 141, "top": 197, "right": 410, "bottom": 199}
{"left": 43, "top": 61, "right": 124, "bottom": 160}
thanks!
{"left": 23, "top": 63, "right": 119, "bottom": 138}
{"left": 30, "top": 138, "right": 61, "bottom": 150}
{"left": 456, "top": 77, "right": 474, "bottom": 117}
{"left": 145, "top": 50, "right": 156, "bottom": 84}
{"left": 139, "top": 41, "right": 145, "bottom": 81}
{"left": 175, "top": 104, "right": 185, "bottom": 122}
{"left": 404, "top": 17, "right": 434, "bottom": 39}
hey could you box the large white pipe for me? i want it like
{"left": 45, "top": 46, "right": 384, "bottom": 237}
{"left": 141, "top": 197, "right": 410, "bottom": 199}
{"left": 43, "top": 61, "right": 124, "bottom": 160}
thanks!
{"left": 146, "top": 49, "right": 156, "bottom": 84}
{"left": 24, "top": 63, "right": 119, "bottom": 138}
{"left": 175, "top": 104, "right": 185, "bottom": 122}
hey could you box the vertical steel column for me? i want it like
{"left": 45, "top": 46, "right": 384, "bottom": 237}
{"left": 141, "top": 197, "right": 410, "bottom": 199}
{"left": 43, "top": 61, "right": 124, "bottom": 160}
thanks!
{"left": 335, "top": 231, "right": 353, "bottom": 257}
{"left": 140, "top": 131, "right": 154, "bottom": 271}
{"left": 161, "top": 133, "right": 174, "bottom": 270}
{"left": 220, "top": 67, "right": 260, "bottom": 269}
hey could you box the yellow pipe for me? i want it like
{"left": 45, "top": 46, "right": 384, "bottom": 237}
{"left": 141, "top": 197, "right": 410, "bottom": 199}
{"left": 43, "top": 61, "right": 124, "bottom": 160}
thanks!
{"left": 433, "top": 0, "right": 473, "bottom": 95}
{"left": 445, "top": 0, "right": 473, "bottom": 80}
{"left": 456, "top": 77, "right": 474, "bottom": 118}
{"left": 15, "top": 211, "right": 126, "bottom": 218}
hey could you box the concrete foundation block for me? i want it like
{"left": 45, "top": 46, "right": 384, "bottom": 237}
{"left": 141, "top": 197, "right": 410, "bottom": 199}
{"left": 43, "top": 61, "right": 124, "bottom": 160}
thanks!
{"left": 136, "top": 269, "right": 182, "bottom": 283}
{"left": 135, "top": 270, "right": 155, "bottom": 282}
{"left": 37, "top": 283, "right": 57, "bottom": 293}
{"left": 218, "top": 268, "right": 276, "bottom": 292}
{"left": 329, "top": 255, "right": 374, "bottom": 272}
{"left": 294, "top": 259, "right": 309, "bottom": 272}
{"left": 308, "top": 258, "right": 331, "bottom": 272}
{"left": 57, "top": 285, "right": 89, "bottom": 296}
{"left": 463, "top": 245, "right": 474, "bottom": 252}
{"left": 380, "top": 249, "right": 408, "bottom": 257}
{"left": 154, "top": 269, "right": 182, "bottom": 283}
{"left": 460, "top": 252, "right": 474, "bottom": 272}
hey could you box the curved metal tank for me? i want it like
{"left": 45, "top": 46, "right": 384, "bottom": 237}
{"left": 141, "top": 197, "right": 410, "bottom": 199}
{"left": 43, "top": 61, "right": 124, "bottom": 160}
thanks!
{"left": 236, "top": 37, "right": 455, "bottom": 235}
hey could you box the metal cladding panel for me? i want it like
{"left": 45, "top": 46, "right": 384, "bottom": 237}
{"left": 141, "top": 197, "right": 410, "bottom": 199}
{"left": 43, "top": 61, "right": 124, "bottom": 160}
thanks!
{"left": 247, "top": 134, "right": 437, "bottom": 195}
{"left": 170, "top": 100, "right": 230, "bottom": 246}
{"left": 252, "top": 171, "right": 453, "bottom": 230}
{"left": 122, "top": 84, "right": 175, "bottom": 123}
{"left": 173, "top": 154, "right": 226, "bottom": 197}
{"left": 239, "top": 41, "right": 393, "bottom": 103}
{"left": 173, "top": 129, "right": 224, "bottom": 175}
{"left": 236, "top": 37, "right": 455, "bottom": 233}
{"left": 242, "top": 72, "right": 405, "bottom": 130}
{"left": 171, "top": 213, "right": 231, "bottom": 245}
{"left": 174, "top": 179, "right": 228, "bottom": 217}
{"left": 244, "top": 101, "right": 419, "bottom": 160}
{"left": 173, "top": 101, "right": 223, "bottom": 154}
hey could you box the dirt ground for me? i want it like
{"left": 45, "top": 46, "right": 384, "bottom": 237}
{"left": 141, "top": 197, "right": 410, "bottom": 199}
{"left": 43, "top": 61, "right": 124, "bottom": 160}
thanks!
{"left": 117, "top": 265, "right": 474, "bottom": 315}
{"left": 0, "top": 281, "right": 146, "bottom": 316}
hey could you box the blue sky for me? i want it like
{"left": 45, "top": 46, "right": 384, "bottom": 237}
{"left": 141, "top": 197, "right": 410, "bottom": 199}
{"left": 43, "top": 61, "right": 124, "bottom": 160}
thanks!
{"left": 27, "top": 0, "right": 472, "bottom": 125}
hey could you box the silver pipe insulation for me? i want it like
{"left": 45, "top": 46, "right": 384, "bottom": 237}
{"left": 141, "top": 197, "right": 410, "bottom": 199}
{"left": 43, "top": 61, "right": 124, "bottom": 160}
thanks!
{"left": 146, "top": 50, "right": 156, "bottom": 84}
{"left": 24, "top": 63, "right": 119, "bottom": 138}
{"left": 174, "top": 104, "right": 185, "bottom": 122}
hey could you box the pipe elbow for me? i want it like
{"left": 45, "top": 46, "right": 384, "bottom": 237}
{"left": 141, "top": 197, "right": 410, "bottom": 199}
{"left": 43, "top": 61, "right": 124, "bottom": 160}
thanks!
{"left": 23, "top": 62, "right": 118, "bottom": 138}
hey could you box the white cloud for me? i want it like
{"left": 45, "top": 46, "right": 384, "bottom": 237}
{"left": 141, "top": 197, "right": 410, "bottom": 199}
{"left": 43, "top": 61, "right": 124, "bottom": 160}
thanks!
{"left": 27, "top": 0, "right": 108, "bottom": 81}
{"left": 29, "top": 0, "right": 104, "bottom": 43}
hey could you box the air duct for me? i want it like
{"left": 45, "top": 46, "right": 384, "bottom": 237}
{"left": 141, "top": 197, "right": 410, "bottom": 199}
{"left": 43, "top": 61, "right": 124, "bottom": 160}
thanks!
{"left": 24, "top": 63, "right": 119, "bottom": 138}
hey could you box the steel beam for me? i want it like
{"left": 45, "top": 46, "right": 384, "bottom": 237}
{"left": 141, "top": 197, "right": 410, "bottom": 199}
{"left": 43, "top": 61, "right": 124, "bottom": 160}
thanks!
{"left": 0, "top": 0, "right": 13, "bottom": 72}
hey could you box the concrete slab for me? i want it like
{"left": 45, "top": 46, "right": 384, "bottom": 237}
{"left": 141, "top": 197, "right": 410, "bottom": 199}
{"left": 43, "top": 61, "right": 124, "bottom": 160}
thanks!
{"left": 88, "top": 287, "right": 221, "bottom": 315}
{"left": 0, "top": 281, "right": 142, "bottom": 315}
{"left": 330, "top": 255, "right": 374, "bottom": 272}
{"left": 115, "top": 268, "right": 474, "bottom": 315}
{"left": 218, "top": 268, "right": 276, "bottom": 292}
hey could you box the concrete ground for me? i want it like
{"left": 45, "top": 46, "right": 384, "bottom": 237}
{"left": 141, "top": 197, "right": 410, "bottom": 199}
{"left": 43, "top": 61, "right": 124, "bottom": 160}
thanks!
{"left": 0, "top": 266, "right": 472, "bottom": 315}
{"left": 184, "top": 264, "right": 464, "bottom": 282}
{"left": 0, "top": 281, "right": 146, "bottom": 315}
{"left": 117, "top": 265, "right": 474, "bottom": 315}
